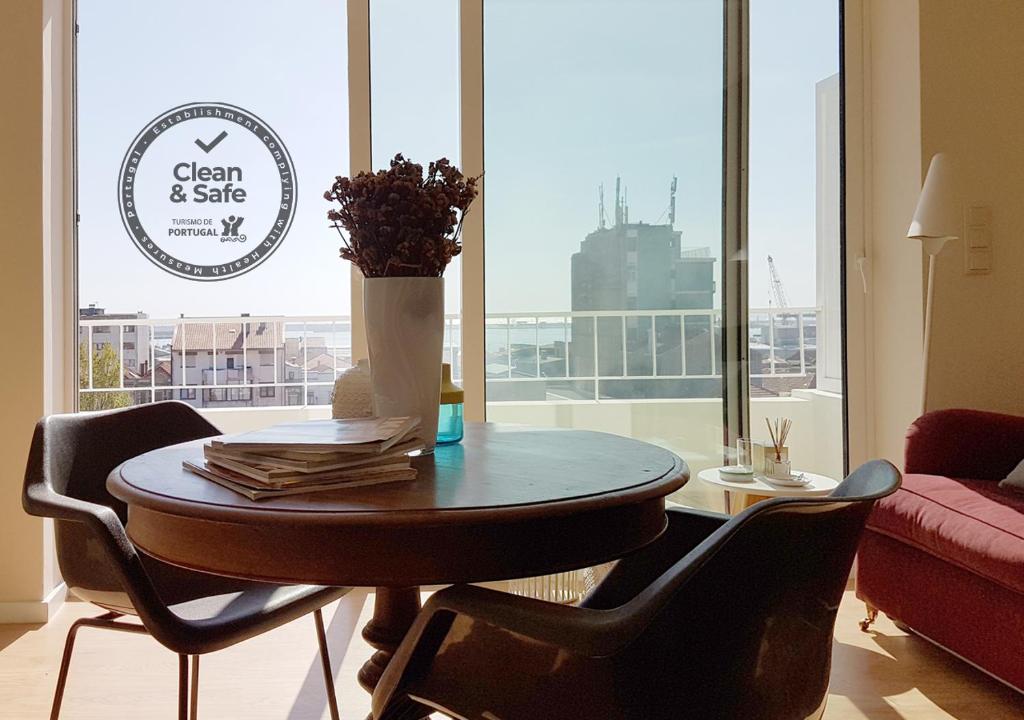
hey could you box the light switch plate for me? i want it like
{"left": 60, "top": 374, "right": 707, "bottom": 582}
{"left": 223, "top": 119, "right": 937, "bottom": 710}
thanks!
{"left": 964, "top": 205, "right": 993, "bottom": 274}
{"left": 967, "top": 205, "right": 993, "bottom": 226}
{"left": 967, "top": 226, "right": 992, "bottom": 249}
{"left": 966, "top": 248, "right": 992, "bottom": 274}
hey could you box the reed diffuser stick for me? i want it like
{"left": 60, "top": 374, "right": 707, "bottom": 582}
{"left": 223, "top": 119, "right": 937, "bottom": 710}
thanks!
{"left": 766, "top": 417, "right": 792, "bottom": 461}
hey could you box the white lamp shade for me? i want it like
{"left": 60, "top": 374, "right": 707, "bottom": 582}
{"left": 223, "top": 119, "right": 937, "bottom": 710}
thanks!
{"left": 908, "top": 153, "right": 959, "bottom": 240}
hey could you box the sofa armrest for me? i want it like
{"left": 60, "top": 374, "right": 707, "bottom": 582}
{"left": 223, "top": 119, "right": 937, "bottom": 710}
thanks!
{"left": 905, "top": 409, "right": 1024, "bottom": 480}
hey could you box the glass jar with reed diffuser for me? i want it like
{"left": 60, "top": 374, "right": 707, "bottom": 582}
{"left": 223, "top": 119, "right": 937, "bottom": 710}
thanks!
{"left": 765, "top": 417, "right": 793, "bottom": 479}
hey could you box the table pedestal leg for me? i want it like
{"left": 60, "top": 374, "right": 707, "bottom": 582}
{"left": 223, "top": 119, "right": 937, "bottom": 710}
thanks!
{"left": 358, "top": 586, "right": 425, "bottom": 716}
{"left": 725, "top": 491, "right": 773, "bottom": 514}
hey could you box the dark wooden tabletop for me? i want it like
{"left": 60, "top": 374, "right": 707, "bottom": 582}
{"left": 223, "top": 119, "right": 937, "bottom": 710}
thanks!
{"left": 108, "top": 422, "right": 689, "bottom": 587}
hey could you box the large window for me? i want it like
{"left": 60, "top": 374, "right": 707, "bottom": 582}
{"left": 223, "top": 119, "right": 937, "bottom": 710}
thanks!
{"left": 73, "top": 1, "right": 845, "bottom": 505}
{"left": 77, "top": 0, "right": 350, "bottom": 409}
{"left": 481, "top": 0, "right": 843, "bottom": 505}
{"left": 482, "top": 0, "right": 727, "bottom": 503}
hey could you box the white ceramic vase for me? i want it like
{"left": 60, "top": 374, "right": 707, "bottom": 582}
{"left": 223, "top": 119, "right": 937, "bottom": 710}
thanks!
{"left": 363, "top": 277, "right": 444, "bottom": 453}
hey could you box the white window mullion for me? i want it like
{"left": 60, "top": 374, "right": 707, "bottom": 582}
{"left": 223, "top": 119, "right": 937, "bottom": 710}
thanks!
{"left": 841, "top": 0, "right": 871, "bottom": 474}
{"left": 459, "top": 0, "right": 485, "bottom": 421}
{"left": 347, "top": 0, "right": 371, "bottom": 365}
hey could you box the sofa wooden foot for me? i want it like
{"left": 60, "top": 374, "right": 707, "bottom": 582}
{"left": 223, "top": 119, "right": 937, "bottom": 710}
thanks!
{"left": 859, "top": 604, "right": 879, "bottom": 632}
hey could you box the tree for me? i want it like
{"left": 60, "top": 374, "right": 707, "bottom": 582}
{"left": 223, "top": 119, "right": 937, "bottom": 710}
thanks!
{"left": 79, "top": 342, "right": 132, "bottom": 410}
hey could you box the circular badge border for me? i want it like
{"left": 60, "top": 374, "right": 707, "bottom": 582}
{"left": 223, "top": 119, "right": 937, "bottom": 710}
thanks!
{"left": 116, "top": 101, "right": 298, "bottom": 282}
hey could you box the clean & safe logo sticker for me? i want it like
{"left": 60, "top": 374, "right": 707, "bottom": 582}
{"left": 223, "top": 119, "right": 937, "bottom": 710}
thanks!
{"left": 118, "top": 102, "right": 296, "bottom": 281}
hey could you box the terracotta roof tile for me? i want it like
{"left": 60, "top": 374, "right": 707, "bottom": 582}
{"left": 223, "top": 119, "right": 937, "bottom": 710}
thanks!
{"left": 172, "top": 321, "right": 282, "bottom": 351}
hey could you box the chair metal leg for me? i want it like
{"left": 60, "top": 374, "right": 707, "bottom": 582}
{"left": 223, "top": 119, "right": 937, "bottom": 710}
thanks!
{"left": 49, "top": 618, "right": 86, "bottom": 720}
{"left": 50, "top": 611, "right": 137, "bottom": 720}
{"left": 51, "top": 610, "right": 331, "bottom": 720}
{"left": 178, "top": 654, "right": 189, "bottom": 720}
{"left": 190, "top": 655, "right": 200, "bottom": 720}
{"left": 314, "top": 608, "right": 341, "bottom": 720}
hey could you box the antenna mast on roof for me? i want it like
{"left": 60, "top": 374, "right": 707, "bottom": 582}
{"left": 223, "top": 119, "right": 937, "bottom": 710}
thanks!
{"left": 598, "top": 184, "right": 607, "bottom": 229}
{"left": 614, "top": 176, "right": 622, "bottom": 226}
{"left": 668, "top": 176, "right": 678, "bottom": 227}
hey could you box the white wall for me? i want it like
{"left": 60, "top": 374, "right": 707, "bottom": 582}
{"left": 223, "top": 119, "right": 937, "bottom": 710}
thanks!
{"left": 0, "top": 0, "right": 70, "bottom": 621}
{"left": 920, "top": 0, "right": 1024, "bottom": 416}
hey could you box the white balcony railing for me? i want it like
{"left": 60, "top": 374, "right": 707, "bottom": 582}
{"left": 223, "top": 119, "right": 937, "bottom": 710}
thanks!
{"left": 78, "top": 307, "right": 819, "bottom": 408}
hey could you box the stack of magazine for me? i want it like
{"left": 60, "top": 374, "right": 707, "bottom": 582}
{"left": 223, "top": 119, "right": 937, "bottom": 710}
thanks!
{"left": 183, "top": 416, "right": 423, "bottom": 500}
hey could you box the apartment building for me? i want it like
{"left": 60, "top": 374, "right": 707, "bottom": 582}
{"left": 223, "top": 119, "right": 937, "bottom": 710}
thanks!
{"left": 78, "top": 305, "right": 152, "bottom": 375}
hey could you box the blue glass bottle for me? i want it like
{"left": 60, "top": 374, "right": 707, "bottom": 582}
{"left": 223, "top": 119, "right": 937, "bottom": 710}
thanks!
{"left": 436, "top": 363, "right": 464, "bottom": 445}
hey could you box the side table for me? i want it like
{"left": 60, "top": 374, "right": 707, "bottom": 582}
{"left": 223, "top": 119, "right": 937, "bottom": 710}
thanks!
{"left": 697, "top": 467, "right": 839, "bottom": 514}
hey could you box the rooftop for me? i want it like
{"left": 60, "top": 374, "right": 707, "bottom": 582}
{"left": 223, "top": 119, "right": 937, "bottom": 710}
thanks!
{"left": 172, "top": 322, "right": 282, "bottom": 351}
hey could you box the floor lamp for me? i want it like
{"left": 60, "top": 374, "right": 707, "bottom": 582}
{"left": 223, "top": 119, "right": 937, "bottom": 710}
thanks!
{"left": 907, "top": 153, "right": 958, "bottom": 412}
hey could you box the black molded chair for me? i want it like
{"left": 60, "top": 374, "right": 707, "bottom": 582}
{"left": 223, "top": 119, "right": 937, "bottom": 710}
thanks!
{"left": 372, "top": 460, "right": 901, "bottom": 720}
{"left": 23, "top": 402, "right": 349, "bottom": 720}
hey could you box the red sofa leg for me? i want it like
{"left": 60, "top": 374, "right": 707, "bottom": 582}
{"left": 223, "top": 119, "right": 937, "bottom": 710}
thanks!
{"left": 859, "top": 603, "right": 878, "bottom": 632}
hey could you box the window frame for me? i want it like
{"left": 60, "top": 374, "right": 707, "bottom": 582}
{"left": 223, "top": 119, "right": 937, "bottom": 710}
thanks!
{"left": 66, "top": 0, "right": 849, "bottom": 469}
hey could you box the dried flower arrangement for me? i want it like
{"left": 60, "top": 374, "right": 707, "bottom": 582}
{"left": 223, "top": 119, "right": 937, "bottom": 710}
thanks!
{"left": 766, "top": 417, "right": 792, "bottom": 461}
{"left": 324, "top": 154, "right": 479, "bottom": 277}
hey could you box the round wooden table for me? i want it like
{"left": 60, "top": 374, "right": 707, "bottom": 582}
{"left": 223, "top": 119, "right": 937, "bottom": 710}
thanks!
{"left": 107, "top": 422, "right": 688, "bottom": 709}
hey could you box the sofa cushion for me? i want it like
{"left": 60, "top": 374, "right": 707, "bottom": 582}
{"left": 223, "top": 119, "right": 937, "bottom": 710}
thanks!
{"left": 866, "top": 473, "right": 1024, "bottom": 595}
{"left": 999, "top": 457, "right": 1024, "bottom": 494}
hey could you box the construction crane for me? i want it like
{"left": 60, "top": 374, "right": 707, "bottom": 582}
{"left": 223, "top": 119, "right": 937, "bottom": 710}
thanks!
{"left": 767, "top": 255, "right": 789, "bottom": 310}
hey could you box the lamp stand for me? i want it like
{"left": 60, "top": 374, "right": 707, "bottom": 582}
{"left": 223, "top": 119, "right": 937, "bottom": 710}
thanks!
{"left": 920, "top": 237, "right": 951, "bottom": 412}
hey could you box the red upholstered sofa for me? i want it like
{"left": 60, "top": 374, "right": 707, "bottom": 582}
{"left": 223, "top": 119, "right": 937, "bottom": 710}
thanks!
{"left": 857, "top": 408, "right": 1024, "bottom": 691}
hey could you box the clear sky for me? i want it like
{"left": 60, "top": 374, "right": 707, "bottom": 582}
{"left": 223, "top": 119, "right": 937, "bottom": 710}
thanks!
{"left": 78, "top": 0, "right": 837, "bottom": 319}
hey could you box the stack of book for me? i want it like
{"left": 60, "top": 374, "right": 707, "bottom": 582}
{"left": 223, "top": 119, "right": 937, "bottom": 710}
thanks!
{"left": 183, "top": 416, "right": 423, "bottom": 500}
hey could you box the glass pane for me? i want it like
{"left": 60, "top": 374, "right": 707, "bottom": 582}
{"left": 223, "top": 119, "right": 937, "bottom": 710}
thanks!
{"left": 626, "top": 316, "right": 654, "bottom": 377}
{"left": 748, "top": 1, "right": 843, "bottom": 480}
{"left": 684, "top": 314, "right": 713, "bottom": 376}
{"left": 371, "top": 0, "right": 462, "bottom": 377}
{"left": 483, "top": 0, "right": 725, "bottom": 508}
{"left": 655, "top": 315, "right": 683, "bottom": 376}
{"left": 485, "top": 317, "right": 511, "bottom": 380}
{"left": 539, "top": 316, "right": 569, "bottom": 379}
{"left": 77, "top": 0, "right": 348, "bottom": 410}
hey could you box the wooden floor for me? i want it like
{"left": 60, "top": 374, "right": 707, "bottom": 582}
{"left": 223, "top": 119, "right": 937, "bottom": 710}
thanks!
{"left": 0, "top": 590, "right": 1021, "bottom": 719}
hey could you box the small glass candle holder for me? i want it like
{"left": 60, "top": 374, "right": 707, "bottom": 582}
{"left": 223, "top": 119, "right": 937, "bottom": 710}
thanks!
{"left": 736, "top": 438, "right": 754, "bottom": 473}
